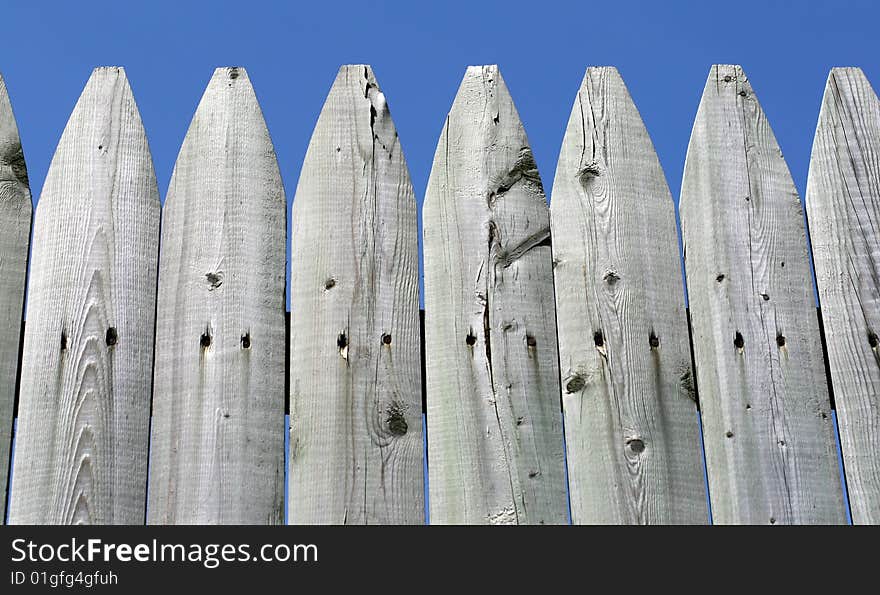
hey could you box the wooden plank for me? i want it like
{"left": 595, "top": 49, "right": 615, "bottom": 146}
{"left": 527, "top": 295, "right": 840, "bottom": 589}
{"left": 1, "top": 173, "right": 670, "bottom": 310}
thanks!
{"left": 288, "top": 65, "right": 423, "bottom": 524}
{"left": 423, "top": 65, "right": 568, "bottom": 525}
{"left": 148, "top": 68, "right": 285, "bottom": 525}
{"left": 680, "top": 64, "right": 846, "bottom": 524}
{"left": 8, "top": 67, "right": 160, "bottom": 524}
{"left": 806, "top": 67, "right": 880, "bottom": 524}
{"left": 550, "top": 67, "right": 707, "bottom": 524}
{"left": 0, "top": 74, "right": 32, "bottom": 522}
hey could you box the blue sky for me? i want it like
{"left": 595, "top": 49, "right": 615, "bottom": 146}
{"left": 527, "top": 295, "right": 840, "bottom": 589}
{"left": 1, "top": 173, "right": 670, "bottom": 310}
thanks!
{"left": 4, "top": 0, "right": 878, "bottom": 260}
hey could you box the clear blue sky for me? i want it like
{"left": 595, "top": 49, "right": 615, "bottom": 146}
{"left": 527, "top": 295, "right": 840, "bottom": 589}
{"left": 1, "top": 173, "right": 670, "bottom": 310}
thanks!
{"left": 4, "top": 1, "right": 878, "bottom": 263}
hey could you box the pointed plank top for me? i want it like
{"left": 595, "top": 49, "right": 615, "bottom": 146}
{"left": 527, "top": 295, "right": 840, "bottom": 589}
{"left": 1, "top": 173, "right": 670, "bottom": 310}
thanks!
{"left": 9, "top": 66, "right": 160, "bottom": 524}
{"left": 423, "top": 64, "right": 567, "bottom": 524}
{"left": 288, "top": 62, "right": 423, "bottom": 524}
{"left": 293, "top": 63, "right": 403, "bottom": 194}
{"left": 680, "top": 63, "right": 846, "bottom": 524}
{"left": 40, "top": 65, "right": 158, "bottom": 213}
{"left": 165, "top": 66, "right": 277, "bottom": 209}
{"left": 550, "top": 66, "right": 707, "bottom": 524}
{"left": 424, "top": 64, "right": 546, "bottom": 211}
{"left": 0, "top": 73, "right": 31, "bottom": 207}
{"left": 148, "top": 66, "right": 285, "bottom": 525}
{"left": 806, "top": 66, "right": 880, "bottom": 524}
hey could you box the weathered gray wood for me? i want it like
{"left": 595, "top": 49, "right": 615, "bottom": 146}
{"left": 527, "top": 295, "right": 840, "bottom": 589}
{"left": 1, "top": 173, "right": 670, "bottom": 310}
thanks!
{"left": 289, "top": 65, "right": 423, "bottom": 524}
{"left": 806, "top": 67, "right": 880, "bottom": 524}
{"left": 148, "top": 68, "right": 285, "bottom": 525}
{"left": 550, "top": 67, "right": 707, "bottom": 524}
{"left": 0, "top": 74, "right": 32, "bottom": 522}
{"left": 680, "top": 64, "right": 846, "bottom": 524}
{"left": 8, "top": 67, "right": 159, "bottom": 524}
{"left": 423, "top": 65, "right": 567, "bottom": 525}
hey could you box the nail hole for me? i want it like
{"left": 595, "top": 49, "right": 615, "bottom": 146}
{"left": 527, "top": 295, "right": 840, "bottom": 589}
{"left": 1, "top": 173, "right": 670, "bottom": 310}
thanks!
{"left": 627, "top": 438, "right": 645, "bottom": 453}
{"left": 776, "top": 334, "right": 786, "bottom": 347}
{"left": 241, "top": 333, "right": 251, "bottom": 349}
{"left": 97, "top": 145, "right": 103, "bottom": 151}
{"left": 201, "top": 332, "right": 212, "bottom": 348}
{"left": 526, "top": 334, "right": 537, "bottom": 348}
{"left": 649, "top": 332, "right": 660, "bottom": 349}
{"left": 516, "top": 417, "right": 525, "bottom": 426}
{"left": 769, "top": 517, "right": 776, "bottom": 525}
{"left": 761, "top": 293, "right": 770, "bottom": 301}
{"left": 382, "top": 333, "right": 392, "bottom": 345}
{"left": 324, "top": 278, "right": 336, "bottom": 290}
{"left": 60, "top": 331, "right": 68, "bottom": 351}
{"left": 779, "top": 440, "right": 786, "bottom": 446}
{"left": 746, "top": 404, "right": 752, "bottom": 410}
{"left": 593, "top": 330, "right": 604, "bottom": 348}
{"left": 780, "top": 261, "right": 785, "bottom": 268}
{"left": 739, "top": 90, "right": 748, "bottom": 97}
{"left": 869, "top": 331, "right": 878, "bottom": 349}
{"left": 337, "top": 332, "right": 348, "bottom": 349}
{"left": 723, "top": 75, "right": 732, "bottom": 82}
{"left": 528, "top": 470, "right": 539, "bottom": 478}
{"left": 465, "top": 332, "right": 477, "bottom": 346}
{"left": 726, "top": 431, "right": 734, "bottom": 438}
{"left": 229, "top": 68, "right": 239, "bottom": 79}
{"left": 716, "top": 274, "right": 725, "bottom": 283}
{"left": 105, "top": 327, "right": 118, "bottom": 346}
{"left": 734, "top": 331, "right": 744, "bottom": 350}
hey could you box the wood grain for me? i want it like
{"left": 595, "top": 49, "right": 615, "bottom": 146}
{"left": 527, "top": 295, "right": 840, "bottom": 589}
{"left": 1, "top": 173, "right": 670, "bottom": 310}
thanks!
{"left": 8, "top": 68, "right": 159, "bottom": 524}
{"left": 0, "top": 73, "right": 32, "bottom": 522}
{"left": 423, "top": 66, "right": 568, "bottom": 525}
{"left": 680, "top": 64, "right": 846, "bottom": 524}
{"left": 806, "top": 67, "right": 880, "bottom": 524}
{"left": 148, "top": 67, "right": 285, "bottom": 525}
{"left": 288, "top": 65, "right": 423, "bottom": 524}
{"left": 550, "top": 67, "right": 707, "bottom": 524}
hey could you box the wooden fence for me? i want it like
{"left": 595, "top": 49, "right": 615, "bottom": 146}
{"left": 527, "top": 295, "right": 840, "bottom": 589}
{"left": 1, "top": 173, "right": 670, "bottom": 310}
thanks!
{"left": 0, "top": 63, "right": 878, "bottom": 525}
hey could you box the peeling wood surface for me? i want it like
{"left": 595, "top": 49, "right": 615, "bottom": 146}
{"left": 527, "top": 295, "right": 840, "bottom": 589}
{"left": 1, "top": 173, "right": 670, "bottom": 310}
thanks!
{"left": 148, "top": 68, "right": 285, "bottom": 524}
{"left": 9, "top": 68, "right": 159, "bottom": 524}
{"left": 550, "top": 67, "right": 707, "bottom": 524}
{"left": 0, "top": 74, "right": 32, "bottom": 522}
{"left": 423, "top": 65, "right": 568, "bottom": 525}
{"left": 288, "top": 65, "right": 423, "bottom": 524}
{"left": 806, "top": 67, "right": 880, "bottom": 524}
{"left": 680, "top": 64, "right": 846, "bottom": 524}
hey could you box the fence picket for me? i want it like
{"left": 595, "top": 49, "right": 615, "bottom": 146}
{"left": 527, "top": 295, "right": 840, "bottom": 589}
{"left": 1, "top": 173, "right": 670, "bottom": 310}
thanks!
{"left": 288, "top": 65, "right": 424, "bottom": 524}
{"left": 806, "top": 67, "right": 880, "bottom": 524}
{"left": 0, "top": 74, "right": 32, "bottom": 522}
{"left": 550, "top": 67, "right": 707, "bottom": 524}
{"left": 680, "top": 64, "right": 846, "bottom": 524}
{"left": 9, "top": 68, "right": 159, "bottom": 524}
{"left": 423, "top": 65, "right": 568, "bottom": 525}
{"left": 147, "top": 68, "right": 285, "bottom": 524}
